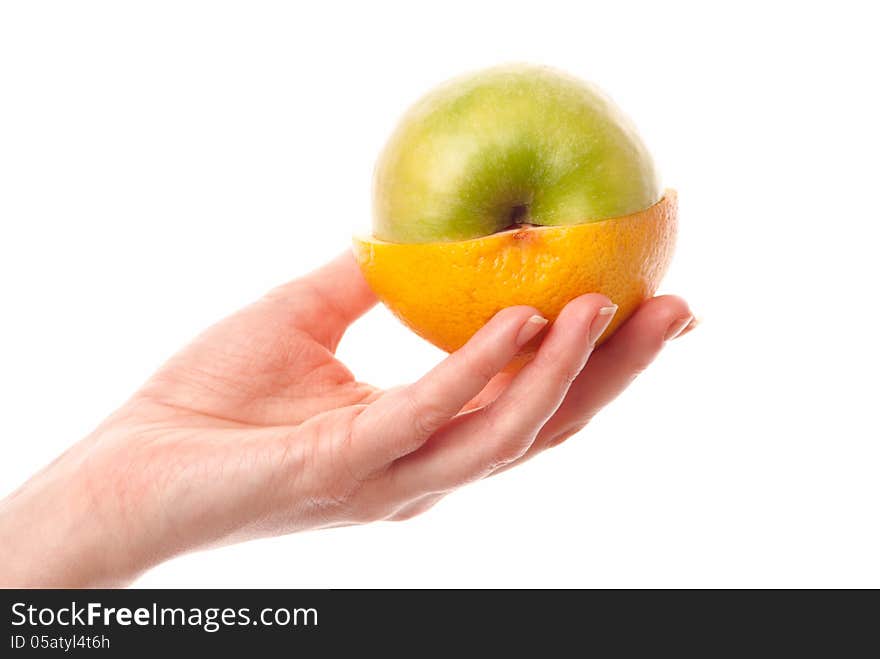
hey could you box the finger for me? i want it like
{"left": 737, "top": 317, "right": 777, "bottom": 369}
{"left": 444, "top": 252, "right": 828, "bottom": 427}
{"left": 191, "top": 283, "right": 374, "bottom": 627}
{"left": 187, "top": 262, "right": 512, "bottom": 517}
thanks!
{"left": 264, "top": 251, "right": 378, "bottom": 350}
{"left": 460, "top": 370, "right": 516, "bottom": 412}
{"left": 514, "top": 295, "right": 694, "bottom": 464}
{"left": 387, "top": 494, "right": 445, "bottom": 521}
{"left": 386, "top": 294, "right": 615, "bottom": 496}
{"left": 344, "top": 306, "right": 549, "bottom": 479}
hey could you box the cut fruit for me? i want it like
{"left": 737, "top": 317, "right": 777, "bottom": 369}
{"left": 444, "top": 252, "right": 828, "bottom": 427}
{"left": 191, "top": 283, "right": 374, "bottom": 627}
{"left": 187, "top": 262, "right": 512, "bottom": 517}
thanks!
{"left": 353, "top": 190, "right": 677, "bottom": 353}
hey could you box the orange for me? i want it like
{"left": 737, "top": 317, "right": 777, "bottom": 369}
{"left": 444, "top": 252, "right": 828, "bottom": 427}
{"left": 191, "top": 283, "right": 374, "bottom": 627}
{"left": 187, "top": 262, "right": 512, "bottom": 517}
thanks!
{"left": 352, "top": 190, "right": 677, "bottom": 353}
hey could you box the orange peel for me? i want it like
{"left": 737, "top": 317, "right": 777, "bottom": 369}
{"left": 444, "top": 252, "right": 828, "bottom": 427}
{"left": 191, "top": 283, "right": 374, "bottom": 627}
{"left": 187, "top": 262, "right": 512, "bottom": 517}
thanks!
{"left": 353, "top": 190, "right": 677, "bottom": 353}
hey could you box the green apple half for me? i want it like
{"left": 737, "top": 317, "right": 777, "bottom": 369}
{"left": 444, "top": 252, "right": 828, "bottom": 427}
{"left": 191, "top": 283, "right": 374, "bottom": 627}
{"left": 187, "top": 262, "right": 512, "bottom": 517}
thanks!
{"left": 373, "top": 64, "right": 660, "bottom": 243}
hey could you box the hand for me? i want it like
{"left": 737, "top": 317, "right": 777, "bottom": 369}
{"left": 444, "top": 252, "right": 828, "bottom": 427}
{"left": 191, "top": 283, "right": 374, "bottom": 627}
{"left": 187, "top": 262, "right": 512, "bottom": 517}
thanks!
{"left": 0, "top": 252, "right": 695, "bottom": 587}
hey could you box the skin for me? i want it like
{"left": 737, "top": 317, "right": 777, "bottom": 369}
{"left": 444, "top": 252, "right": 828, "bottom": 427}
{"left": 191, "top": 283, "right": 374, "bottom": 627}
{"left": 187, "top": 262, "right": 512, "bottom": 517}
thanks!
{"left": 0, "top": 252, "right": 694, "bottom": 587}
{"left": 374, "top": 64, "right": 661, "bottom": 243}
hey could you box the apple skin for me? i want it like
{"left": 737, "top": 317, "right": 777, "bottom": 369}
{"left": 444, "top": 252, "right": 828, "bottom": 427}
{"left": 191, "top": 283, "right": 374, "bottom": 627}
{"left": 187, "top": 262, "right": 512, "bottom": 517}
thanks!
{"left": 373, "top": 64, "right": 660, "bottom": 243}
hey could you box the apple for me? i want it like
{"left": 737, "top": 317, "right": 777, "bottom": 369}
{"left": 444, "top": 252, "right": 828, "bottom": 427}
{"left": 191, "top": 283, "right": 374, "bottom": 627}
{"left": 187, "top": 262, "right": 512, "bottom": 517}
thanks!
{"left": 373, "top": 64, "right": 660, "bottom": 243}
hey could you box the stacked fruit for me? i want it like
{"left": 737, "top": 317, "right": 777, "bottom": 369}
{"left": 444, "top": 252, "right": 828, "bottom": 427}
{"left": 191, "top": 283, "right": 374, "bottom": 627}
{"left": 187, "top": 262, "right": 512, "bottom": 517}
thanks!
{"left": 354, "top": 65, "right": 676, "bottom": 352}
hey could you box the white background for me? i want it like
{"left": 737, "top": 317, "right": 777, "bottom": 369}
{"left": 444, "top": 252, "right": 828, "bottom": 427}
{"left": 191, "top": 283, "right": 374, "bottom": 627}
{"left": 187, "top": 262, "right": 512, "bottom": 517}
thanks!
{"left": 1, "top": 1, "right": 878, "bottom": 587}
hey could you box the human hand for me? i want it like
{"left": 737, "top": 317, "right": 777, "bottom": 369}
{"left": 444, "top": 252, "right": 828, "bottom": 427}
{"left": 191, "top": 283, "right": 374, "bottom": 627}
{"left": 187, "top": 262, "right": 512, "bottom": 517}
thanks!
{"left": 0, "top": 252, "right": 694, "bottom": 587}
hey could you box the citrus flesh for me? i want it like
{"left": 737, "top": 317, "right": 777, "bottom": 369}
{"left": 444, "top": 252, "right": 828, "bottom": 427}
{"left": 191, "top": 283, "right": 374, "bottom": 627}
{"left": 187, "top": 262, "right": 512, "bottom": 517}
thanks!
{"left": 353, "top": 190, "right": 677, "bottom": 353}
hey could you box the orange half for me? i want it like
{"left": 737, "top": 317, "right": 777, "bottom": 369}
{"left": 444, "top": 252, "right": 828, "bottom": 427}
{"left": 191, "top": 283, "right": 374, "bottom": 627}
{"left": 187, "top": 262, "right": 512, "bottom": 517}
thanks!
{"left": 353, "top": 190, "right": 677, "bottom": 353}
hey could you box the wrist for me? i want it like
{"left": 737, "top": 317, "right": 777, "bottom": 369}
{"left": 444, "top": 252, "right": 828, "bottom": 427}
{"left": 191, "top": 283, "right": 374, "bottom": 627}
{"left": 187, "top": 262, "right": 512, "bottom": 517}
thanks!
{"left": 0, "top": 437, "right": 151, "bottom": 587}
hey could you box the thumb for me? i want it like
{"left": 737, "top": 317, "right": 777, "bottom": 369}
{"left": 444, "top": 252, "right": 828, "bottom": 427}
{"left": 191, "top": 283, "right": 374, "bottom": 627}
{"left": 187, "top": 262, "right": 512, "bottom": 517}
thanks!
{"left": 265, "top": 250, "right": 377, "bottom": 350}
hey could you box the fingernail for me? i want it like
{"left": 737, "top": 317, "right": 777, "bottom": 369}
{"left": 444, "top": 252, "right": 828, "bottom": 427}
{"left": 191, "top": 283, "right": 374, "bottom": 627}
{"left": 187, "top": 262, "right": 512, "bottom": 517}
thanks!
{"left": 516, "top": 315, "right": 549, "bottom": 346}
{"left": 665, "top": 315, "right": 696, "bottom": 341}
{"left": 588, "top": 305, "right": 618, "bottom": 345}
